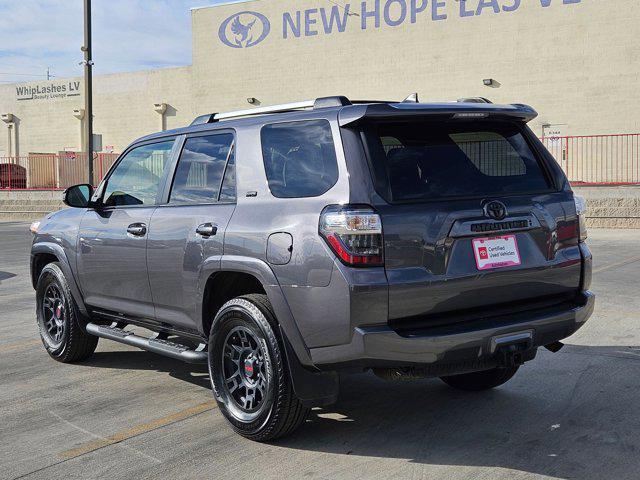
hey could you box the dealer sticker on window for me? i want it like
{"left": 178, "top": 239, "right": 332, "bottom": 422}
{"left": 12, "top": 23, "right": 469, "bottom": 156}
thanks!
{"left": 472, "top": 235, "right": 521, "bottom": 270}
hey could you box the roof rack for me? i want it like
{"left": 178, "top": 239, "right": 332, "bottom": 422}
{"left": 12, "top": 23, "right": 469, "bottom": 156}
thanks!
{"left": 189, "top": 94, "right": 521, "bottom": 126}
{"left": 190, "top": 96, "right": 352, "bottom": 125}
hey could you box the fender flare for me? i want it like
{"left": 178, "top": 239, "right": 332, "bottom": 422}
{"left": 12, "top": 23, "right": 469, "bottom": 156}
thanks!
{"left": 198, "top": 255, "right": 339, "bottom": 407}
{"left": 31, "top": 242, "right": 89, "bottom": 317}
{"left": 197, "top": 255, "right": 313, "bottom": 367}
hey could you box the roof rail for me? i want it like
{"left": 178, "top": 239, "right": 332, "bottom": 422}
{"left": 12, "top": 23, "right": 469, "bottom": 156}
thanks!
{"left": 457, "top": 97, "right": 493, "bottom": 104}
{"left": 190, "top": 96, "right": 353, "bottom": 125}
{"left": 350, "top": 100, "right": 396, "bottom": 105}
{"left": 214, "top": 100, "right": 314, "bottom": 121}
{"left": 190, "top": 114, "right": 216, "bottom": 126}
{"left": 314, "top": 96, "right": 352, "bottom": 109}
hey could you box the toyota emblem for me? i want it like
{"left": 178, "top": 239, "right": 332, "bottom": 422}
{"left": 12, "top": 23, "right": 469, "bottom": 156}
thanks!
{"left": 484, "top": 201, "right": 508, "bottom": 220}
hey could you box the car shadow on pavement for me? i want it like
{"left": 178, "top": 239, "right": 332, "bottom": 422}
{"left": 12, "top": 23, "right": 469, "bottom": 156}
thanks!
{"left": 76, "top": 344, "right": 640, "bottom": 479}
{"left": 83, "top": 350, "right": 211, "bottom": 389}
{"left": 275, "top": 345, "right": 640, "bottom": 480}
{"left": 0, "top": 271, "right": 17, "bottom": 283}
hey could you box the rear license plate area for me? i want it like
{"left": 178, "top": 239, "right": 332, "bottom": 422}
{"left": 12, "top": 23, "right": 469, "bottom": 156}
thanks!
{"left": 472, "top": 234, "right": 521, "bottom": 270}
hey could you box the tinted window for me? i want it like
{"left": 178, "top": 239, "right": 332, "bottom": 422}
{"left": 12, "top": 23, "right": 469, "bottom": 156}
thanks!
{"left": 450, "top": 132, "right": 527, "bottom": 176}
{"left": 103, "top": 140, "right": 174, "bottom": 207}
{"left": 261, "top": 120, "right": 339, "bottom": 198}
{"left": 170, "top": 133, "right": 235, "bottom": 204}
{"left": 219, "top": 152, "right": 236, "bottom": 202}
{"left": 365, "top": 121, "right": 550, "bottom": 202}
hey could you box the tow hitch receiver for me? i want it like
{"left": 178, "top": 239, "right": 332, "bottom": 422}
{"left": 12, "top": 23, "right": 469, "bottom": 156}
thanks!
{"left": 490, "top": 331, "right": 535, "bottom": 368}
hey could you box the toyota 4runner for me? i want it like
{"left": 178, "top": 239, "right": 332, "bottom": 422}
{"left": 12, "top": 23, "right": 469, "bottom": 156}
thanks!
{"left": 30, "top": 95, "right": 594, "bottom": 441}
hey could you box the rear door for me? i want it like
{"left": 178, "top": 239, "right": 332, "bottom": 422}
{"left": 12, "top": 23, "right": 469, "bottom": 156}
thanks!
{"left": 147, "top": 131, "right": 236, "bottom": 332}
{"left": 361, "top": 119, "right": 581, "bottom": 326}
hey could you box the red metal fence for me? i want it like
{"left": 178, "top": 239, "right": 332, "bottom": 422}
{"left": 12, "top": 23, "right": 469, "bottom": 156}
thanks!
{"left": 540, "top": 134, "right": 640, "bottom": 185}
{"left": 1, "top": 134, "right": 639, "bottom": 190}
{"left": 0, "top": 153, "right": 119, "bottom": 190}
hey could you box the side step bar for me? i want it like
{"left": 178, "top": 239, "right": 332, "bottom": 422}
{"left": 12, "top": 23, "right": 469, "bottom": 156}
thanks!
{"left": 86, "top": 323, "right": 208, "bottom": 364}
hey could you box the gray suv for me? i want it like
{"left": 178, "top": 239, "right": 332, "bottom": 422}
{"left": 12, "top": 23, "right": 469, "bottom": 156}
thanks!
{"left": 30, "top": 96, "right": 594, "bottom": 441}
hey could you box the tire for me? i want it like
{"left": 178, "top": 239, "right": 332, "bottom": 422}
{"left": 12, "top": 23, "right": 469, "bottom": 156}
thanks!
{"left": 440, "top": 366, "right": 519, "bottom": 391}
{"left": 36, "top": 262, "right": 98, "bottom": 362}
{"left": 208, "top": 294, "right": 309, "bottom": 441}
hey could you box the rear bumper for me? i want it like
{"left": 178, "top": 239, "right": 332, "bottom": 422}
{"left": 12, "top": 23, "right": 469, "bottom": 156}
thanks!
{"left": 309, "top": 290, "right": 595, "bottom": 370}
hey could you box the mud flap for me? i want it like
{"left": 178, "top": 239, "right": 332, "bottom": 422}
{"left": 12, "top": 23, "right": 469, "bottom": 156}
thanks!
{"left": 281, "top": 327, "right": 339, "bottom": 408}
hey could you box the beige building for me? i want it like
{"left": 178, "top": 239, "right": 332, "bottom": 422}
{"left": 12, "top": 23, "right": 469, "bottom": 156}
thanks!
{"left": 0, "top": 0, "right": 638, "bottom": 158}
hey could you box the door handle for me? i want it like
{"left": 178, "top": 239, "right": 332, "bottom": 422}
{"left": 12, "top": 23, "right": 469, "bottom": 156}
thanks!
{"left": 127, "top": 223, "right": 147, "bottom": 237}
{"left": 196, "top": 223, "right": 217, "bottom": 237}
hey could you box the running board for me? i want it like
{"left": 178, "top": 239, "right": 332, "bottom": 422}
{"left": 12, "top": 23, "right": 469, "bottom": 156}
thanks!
{"left": 85, "top": 323, "right": 208, "bottom": 364}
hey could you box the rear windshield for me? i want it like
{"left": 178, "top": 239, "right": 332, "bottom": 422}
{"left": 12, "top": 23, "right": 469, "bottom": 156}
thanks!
{"left": 363, "top": 121, "right": 550, "bottom": 202}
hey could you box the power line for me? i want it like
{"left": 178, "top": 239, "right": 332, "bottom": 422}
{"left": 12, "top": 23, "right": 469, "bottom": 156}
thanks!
{"left": 327, "top": 0, "right": 360, "bottom": 16}
{"left": 0, "top": 60, "right": 50, "bottom": 69}
{"left": 0, "top": 67, "right": 56, "bottom": 82}
{"left": 0, "top": 72, "right": 52, "bottom": 78}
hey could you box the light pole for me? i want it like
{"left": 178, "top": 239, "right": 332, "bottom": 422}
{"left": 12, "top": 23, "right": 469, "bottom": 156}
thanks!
{"left": 82, "top": 0, "right": 94, "bottom": 185}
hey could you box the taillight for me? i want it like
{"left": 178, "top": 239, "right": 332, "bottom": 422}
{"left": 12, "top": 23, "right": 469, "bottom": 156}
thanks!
{"left": 319, "top": 205, "right": 384, "bottom": 267}
{"left": 574, "top": 195, "right": 588, "bottom": 242}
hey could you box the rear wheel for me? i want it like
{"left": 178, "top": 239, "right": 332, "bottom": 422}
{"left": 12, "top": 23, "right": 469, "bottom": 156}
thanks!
{"left": 208, "top": 294, "right": 309, "bottom": 441}
{"left": 440, "top": 366, "right": 519, "bottom": 391}
{"left": 36, "top": 262, "right": 98, "bottom": 362}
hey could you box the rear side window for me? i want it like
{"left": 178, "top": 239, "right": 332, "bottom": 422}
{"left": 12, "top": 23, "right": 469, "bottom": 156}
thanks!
{"left": 218, "top": 153, "right": 236, "bottom": 202}
{"left": 261, "top": 120, "right": 339, "bottom": 198}
{"left": 170, "top": 133, "right": 235, "bottom": 204}
{"left": 367, "top": 121, "right": 550, "bottom": 202}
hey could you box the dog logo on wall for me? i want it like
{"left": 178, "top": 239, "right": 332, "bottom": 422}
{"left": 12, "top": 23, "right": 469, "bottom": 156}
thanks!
{"left": 219, "top": 11, "right": 271, "bottom": 48}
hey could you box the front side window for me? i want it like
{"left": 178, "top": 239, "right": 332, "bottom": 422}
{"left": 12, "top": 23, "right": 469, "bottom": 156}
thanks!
{"left": 170, "top": 133, "right": 235, "bottom": 204}
{"left": 261, "top": 120, "right": 339, "bottom": 198}
{"left": 103, "top": 140, "right": 175, "bottom": 207}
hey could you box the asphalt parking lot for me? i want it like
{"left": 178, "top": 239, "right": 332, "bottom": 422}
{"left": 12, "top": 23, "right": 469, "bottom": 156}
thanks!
{"left": 1, "top": 221, "right": 639, "bottom": 480}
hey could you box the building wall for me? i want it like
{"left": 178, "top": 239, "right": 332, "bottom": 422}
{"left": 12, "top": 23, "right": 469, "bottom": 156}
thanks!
{"left": 0, "top": 0, "right": 638, "bottom": 157}
{"left": 193, "top": 0, "right": 639, "bottom": 137}
{"left": 0, "top": 66, "right": 194, "bottom": 156}
{"left": 91, "top": 67, "right": 195, "bottom": 152}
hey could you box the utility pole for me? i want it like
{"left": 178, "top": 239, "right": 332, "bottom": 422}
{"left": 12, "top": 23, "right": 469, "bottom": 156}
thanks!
{"left": 82, "top": 0, "right": 94, "bottom": 185}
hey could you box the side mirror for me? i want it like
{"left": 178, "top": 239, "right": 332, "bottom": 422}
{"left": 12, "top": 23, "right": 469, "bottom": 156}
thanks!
{"left": 63, "top": 184, "right": 93, "bottom": 208}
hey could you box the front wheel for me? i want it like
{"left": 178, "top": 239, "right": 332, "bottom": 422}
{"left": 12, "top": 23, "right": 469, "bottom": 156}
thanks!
{"left": 208, "top": 294, "right": 309, "bottom": 441}
{"left": 440, "top": 366, "right": 519, "bottom": 391}
{"left": 36, "top": 262, "right": 98, "bottom": 362}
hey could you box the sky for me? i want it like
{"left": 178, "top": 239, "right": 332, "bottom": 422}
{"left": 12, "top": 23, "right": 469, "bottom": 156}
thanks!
{"left": 0, "top": 0, "right": 231, "bottom": 84}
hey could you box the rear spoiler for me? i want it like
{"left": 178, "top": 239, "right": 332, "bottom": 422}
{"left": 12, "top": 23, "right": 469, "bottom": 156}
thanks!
{"left": 338, "top": 102, "right": 538, "bottom": 126}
